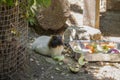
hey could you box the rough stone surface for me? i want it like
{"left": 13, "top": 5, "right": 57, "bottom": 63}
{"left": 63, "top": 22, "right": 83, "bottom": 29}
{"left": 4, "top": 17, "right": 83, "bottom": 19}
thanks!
{"left": 83, "top": 0, "right": 100, "bottom": 28}
{"left": 64, "top": 26, "right": 102, "bottom": 43}
{"left": 37, "top": 0, "right": 70, "bottom": 30}
{"left": 107, "top": 0, "right": 120, "bottom": 11}
{"left": 100, "top": 0, "right": 120, "bottom": 36}
{"left": 100, "top": 11, "right": 120, "bottom": 36}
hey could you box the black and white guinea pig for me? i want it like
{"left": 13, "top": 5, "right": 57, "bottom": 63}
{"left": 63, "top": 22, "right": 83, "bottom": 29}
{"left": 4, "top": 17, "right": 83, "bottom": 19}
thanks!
{"left": 32, "top": 35, "right": 64, "bottom": 57}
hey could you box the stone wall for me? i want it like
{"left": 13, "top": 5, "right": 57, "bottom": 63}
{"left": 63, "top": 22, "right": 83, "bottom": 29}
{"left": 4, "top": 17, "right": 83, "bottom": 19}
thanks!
{"left": 100, "top": 0, "right": 120, "bottom": 36}
{"left": 107, "top": 0, "right": 120, "bottom": 11}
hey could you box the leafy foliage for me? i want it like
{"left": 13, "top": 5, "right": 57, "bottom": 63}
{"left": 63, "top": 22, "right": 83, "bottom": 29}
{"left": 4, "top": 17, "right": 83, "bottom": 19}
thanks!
{"left": 28, "top": 0, "right": 51, "bottom": 25}
{"left": 0, "top": 0, "right": 51, "bottom": 25}
{"left": 0, "top": 0, "right": 15, "bottom": 6}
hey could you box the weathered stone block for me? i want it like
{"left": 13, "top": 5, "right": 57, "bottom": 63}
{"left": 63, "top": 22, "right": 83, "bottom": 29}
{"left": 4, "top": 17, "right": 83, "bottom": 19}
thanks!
{"left": 83, "top": 0, "right": 100, "bottom": 28}
{"left": 107, "top": 0, "right": 120, "bottom": 11}
{"left": 37, "top": 0, "right": 70, "bottom": 30}
{"left": 100, "top": 11, "right": 120, "bottom": 36}
{"left": 64, "top": 26, "right": 102, "bottom": 43}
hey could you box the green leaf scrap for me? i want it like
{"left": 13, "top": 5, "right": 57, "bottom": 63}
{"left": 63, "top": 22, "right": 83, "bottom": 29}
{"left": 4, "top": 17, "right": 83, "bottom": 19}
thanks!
{"left": 78, "top": 55, "right": 87, "bottom": 66}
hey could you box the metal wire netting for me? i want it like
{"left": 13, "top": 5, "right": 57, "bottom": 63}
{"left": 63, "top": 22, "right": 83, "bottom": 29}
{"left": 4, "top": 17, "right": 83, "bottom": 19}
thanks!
{"left": 0, "top": 0, "right": 28, "bottom": 80}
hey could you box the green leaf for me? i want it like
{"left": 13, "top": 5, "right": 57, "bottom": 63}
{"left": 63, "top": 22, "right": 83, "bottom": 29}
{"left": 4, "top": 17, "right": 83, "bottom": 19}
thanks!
{"left": 2, "top": 0, "right": 6, "bottom": 3}
{"left": 6, "top": 0, "right": 14, "bottom": 6}
{"left": 36, "top": 0, "right": 51, "bottom": 7}
{"left": 78, "top": 55, "right": 87, "bottom": 66}
{"left": 36, "top": 0, "right": 43, "bottom": 5}
{"left": 0, "top": 0, "right": 3, "bottom": 3}
{"left": 27, "top": 17, "right": 36, "bottom": 25}
{"left": 28, "top": 0, "right": 34, "bottom": 6}
{"left": 43, "top": 0, "right": 51, "bottom": 7}
{"left": 53, "top": 55, "right": 64, "bottom": 61}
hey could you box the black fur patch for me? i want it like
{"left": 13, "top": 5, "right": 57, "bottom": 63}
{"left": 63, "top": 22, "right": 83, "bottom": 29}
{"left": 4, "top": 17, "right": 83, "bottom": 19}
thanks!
{"left": 48, "top": 35, "right": 64, "bottom": 48}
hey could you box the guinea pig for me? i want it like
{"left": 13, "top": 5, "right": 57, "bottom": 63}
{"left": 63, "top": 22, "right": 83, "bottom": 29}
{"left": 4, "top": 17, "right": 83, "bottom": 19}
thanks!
{"left": 31, "top": 35, "right": 64, "bottom": 58}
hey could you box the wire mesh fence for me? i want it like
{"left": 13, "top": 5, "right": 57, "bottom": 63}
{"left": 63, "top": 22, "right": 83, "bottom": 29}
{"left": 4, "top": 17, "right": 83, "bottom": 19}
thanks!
{"left": 0, "top": 0, "right": 28, "bottom": 80}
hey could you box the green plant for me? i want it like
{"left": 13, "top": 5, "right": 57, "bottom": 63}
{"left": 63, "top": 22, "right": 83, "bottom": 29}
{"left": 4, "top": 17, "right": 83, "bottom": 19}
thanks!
{"left": 0, "top": 0, "right": 51, "bottom": 25}
{"left": 78, "top": 54, "right": 88, "bottom": 66}
{"left": 27, "top": 0, "right": 51, "bottom": 25}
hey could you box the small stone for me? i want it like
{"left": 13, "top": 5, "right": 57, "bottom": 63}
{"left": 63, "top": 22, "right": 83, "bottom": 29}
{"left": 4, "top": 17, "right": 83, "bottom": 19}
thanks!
{"left": 61, "top": 72, "right": 66, "bottom": 75}
{"left": 30, "top": 58, "right": 34, "bottom": 62}
{"left": 36, "top": 61, "right": 40, "bottom": 65}
{"left": 105, "top": 62, "right": 110, "bottom": 65}
{"left": 59, "top": 62, "right": 63, "bottom": 65}
{"left": 55, "top": 67, "right": 61, "bottom": 71}
{"left": 41, "top": 67, "right": 44, "bottom": 70}
{"left": 66, "top": 74, "right": 69, "bottom": 77}
{"left": 65, "top": 54, "right": 70, "bottom": 57}
{"left": 89, "top": 66, "right": 99, "bottom": 69}
{"left": 51, "top": 76, "right": 54, "bottom": 79}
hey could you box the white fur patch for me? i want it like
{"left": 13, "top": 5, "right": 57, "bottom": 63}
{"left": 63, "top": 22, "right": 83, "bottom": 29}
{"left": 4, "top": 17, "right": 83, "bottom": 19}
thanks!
{"left": 50, "top": 46, "right": 64, "bottom": 57}
{"left": 31, "top": 36, "right": 64, "bottom": 57}
{"left": 32, "top": 36, "right": 51, "bottom": 55}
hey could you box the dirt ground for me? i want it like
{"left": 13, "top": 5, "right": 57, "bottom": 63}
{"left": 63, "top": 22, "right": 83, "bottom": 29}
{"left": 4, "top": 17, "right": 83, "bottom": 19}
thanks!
{"left": 9, "top": 28, "right": 120, "bottom": 80}
{"left": 11, "top": 47, "right": 120, "bottom": 80}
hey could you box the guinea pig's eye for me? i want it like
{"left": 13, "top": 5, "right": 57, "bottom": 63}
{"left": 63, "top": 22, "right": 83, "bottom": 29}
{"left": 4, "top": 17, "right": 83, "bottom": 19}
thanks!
{"left": 58, "top": 36, "right": 62, "bottom": 40}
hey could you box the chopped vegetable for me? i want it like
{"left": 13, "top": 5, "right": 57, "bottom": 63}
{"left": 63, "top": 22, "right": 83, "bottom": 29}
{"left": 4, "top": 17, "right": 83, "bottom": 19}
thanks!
{"left": 69, "top": 64, "right": 80, "bottom": 73}
{"left": 107, "top": 48, "right": 120, "bottom": 54}
{"left": 78, "top": 55, "right": 87, "bottom": 66}
{"left": 53, "top": 55, "right": 65, "bottom": 61}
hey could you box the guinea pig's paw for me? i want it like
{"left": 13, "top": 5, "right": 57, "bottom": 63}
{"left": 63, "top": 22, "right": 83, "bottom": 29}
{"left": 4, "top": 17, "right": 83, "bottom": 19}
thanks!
{"left": 53, "top": 55, "right": 65, "bottom": 61}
